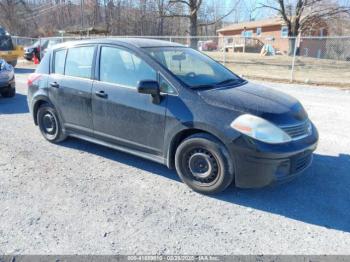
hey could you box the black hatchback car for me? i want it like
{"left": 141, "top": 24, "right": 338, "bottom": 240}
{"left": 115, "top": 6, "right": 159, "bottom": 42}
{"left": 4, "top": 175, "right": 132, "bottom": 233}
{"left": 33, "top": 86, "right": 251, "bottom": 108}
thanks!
{"left": 27, "top": 38, "right": 318, "bottom": 194}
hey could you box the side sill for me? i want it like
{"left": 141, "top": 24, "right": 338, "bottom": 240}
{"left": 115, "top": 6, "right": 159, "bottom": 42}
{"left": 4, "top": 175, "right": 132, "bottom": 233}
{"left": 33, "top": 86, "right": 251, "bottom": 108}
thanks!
{"left": 68, "top": 133, "right": 167, "bottom": 165}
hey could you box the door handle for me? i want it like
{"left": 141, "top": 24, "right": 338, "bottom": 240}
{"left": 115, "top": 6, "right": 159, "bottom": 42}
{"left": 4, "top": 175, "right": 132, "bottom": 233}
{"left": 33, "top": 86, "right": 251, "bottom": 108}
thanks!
{"left": 95, "top": 90, "right": 108, "bottom": 98}
{"left": 50, "top": 81, "right": 59, "bottom": 88}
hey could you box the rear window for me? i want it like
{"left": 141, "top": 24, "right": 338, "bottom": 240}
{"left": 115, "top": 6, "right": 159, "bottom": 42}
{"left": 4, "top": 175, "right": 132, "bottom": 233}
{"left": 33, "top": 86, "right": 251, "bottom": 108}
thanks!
{"left": 65, "top": 46, "right": 95, "bottom": 79}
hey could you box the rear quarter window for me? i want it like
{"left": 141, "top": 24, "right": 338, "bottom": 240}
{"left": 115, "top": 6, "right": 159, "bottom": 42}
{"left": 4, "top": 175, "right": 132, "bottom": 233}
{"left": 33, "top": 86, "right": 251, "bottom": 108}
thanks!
{"left": 36, "top": 52, "right": 51, "bottom": 74}
{"left": 53, "top": 49, "right": 67, "bottom": 75}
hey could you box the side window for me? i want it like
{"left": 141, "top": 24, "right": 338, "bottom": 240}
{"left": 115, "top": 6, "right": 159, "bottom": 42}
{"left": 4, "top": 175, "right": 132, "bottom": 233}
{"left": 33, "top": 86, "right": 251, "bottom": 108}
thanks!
{"left": 54, "top": 49, "right": 66, "bottom": 75}
{"left": 159, "top": 75, "right": 176, "bottom": 94}
{"left": 100, "top": 46, "right": 156, "bottom": 87}
{"left": 65, "top": 46, "right": 95, "bottom": 79}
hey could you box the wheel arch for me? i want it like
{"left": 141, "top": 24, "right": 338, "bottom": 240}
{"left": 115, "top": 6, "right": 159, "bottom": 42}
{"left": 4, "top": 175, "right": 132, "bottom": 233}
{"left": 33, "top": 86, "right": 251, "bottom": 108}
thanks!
{"left": 167, "top": 127, "right": 231, "bottom": 170}
{"left": 32, "top": 97, "right": 53, "bottom": 125}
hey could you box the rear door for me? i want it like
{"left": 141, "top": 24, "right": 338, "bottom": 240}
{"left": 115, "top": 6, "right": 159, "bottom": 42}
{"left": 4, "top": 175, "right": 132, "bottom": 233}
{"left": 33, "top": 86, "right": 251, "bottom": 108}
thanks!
{"left": 91, "top": 45, "right": 167, "bottom": 157}
{"left": 48, "top": 45, "right": 96, "bottom": 135}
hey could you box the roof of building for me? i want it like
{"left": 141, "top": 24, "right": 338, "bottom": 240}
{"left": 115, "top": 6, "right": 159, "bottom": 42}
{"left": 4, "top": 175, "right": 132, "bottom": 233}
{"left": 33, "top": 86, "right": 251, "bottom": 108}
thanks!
{"left": 217, "top": 17, "right": 285, "bottom": 33}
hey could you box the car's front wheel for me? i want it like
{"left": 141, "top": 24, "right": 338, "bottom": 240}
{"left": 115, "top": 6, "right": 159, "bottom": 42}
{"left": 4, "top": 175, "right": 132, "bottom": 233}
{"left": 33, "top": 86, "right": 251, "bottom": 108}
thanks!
{"left": 175, "top": 133, "right": 234, "bottom": 194}
{"left": 37, "top": 104, "right": 67, "bottom": 143}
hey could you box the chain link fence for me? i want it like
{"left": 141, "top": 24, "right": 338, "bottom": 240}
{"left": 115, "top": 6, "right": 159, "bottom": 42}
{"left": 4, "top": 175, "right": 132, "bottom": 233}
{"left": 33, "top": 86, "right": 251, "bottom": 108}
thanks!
{"left": 12, "top": 35, "right": 350, "bottom": 87}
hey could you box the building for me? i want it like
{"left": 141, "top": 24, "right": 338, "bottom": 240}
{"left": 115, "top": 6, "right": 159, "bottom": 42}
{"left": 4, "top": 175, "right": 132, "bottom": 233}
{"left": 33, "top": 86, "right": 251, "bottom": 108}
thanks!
{"left": 217, "top": 17, "right": 328, "bottom": 57}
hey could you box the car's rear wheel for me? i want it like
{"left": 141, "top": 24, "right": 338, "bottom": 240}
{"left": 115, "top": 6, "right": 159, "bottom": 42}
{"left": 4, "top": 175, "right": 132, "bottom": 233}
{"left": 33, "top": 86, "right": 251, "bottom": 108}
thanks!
{"left": 37, "top": 104, "right": 67, "bottom": 143}
{"left": 175, "top": 133, "right": 234, "bottom": 194}
{"left": 0, "top": 87, "right": 16, "bottom": 98}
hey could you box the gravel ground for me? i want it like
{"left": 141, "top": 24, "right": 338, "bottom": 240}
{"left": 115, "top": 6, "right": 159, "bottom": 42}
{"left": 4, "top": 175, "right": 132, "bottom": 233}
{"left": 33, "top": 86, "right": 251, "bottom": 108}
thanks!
{"left": 0, "top": 68, "right": 350, "bottom": 255}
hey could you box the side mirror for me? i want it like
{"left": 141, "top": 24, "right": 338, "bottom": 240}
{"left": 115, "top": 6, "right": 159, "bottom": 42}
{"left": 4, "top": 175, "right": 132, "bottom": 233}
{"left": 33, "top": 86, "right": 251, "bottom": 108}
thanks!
{"left": 137, "top": 80, "right": 161, "bottom": 104}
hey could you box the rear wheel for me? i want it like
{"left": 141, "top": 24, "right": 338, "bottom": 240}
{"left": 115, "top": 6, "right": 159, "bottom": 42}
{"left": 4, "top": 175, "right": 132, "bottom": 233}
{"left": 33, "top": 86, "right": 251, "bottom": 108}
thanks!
{"left": 175, "top": 133, "right": 234, "bottom": 194}
{"left": 1, "top": 87, "right": 16, "bottom": 98}
{"left": 37, "top": 104, "right": 67, "bottom": 143}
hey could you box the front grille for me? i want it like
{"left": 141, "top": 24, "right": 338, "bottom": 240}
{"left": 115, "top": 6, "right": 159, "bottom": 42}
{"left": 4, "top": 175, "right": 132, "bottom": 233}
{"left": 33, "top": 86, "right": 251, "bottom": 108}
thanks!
{"left": 280, "top": 120, "right": 311, "bottom": 140}
{"left": 293, "top": 153, "right": 312, "bottom": 173}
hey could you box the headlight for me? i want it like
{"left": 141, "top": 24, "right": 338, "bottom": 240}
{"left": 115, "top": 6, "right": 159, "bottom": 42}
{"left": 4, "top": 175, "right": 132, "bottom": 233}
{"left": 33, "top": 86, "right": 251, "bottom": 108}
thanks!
{"left": 231, "top": 114, "right": 292, "bottom": 144}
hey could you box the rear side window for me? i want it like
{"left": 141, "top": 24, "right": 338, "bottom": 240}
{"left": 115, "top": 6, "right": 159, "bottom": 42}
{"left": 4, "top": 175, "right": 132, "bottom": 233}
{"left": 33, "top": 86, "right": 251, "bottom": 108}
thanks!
{"left": 99, "top": 46, "right": 156, "bottom": 87}
{"left": 36, "top": 52, "right": 50, "bottom": 74}
{"left": 65, "top": 46, "right": 95, "bottom": 79}
{"left": 53, "top": 49, "right": 66, "bottom": 75}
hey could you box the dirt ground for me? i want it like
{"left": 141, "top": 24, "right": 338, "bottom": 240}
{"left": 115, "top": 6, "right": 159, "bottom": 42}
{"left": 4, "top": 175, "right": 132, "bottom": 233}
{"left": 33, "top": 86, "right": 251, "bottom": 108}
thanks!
{"left": 205, "top": 52, "right": 350, "bottom": 87}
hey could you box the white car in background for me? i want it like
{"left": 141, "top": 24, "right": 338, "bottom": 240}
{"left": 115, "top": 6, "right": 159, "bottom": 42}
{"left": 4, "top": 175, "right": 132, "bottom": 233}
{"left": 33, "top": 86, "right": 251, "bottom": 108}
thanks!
{"left": 0, "top": 59, "right": 15, "bottom": 97}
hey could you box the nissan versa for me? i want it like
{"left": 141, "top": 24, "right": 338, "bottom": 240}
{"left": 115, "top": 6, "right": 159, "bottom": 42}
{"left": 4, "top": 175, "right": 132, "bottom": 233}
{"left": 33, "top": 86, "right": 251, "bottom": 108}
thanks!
{"left": 27, "top": 39, "right": 318, "bottom": 194}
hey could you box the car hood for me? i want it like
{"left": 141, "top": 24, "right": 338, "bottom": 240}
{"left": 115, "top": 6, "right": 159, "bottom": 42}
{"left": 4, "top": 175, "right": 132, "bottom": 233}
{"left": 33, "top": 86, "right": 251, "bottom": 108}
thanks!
{"left": 198, "top": 82, "right": 308, "bottom": 125}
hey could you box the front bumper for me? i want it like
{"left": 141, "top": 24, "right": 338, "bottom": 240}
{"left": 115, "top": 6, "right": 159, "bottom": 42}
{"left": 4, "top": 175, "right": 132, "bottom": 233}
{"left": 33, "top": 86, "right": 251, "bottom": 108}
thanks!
{"left": 0, "top": 77, "right": 15, "bottom": 90}
{"left": 229, "top": 123, "right": 319, "bottom": 188}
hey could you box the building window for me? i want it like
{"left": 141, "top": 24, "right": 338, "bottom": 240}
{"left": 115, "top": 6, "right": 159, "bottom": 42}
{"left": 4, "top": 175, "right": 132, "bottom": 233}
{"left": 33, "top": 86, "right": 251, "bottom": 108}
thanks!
{"left": 256, "top": 27, "right": 262, "bottom": 36}
{"left": 281, "top": 26, "right": 289, "bottom": 38}
{"left": 241, "top": 30, "right": 253, "bottom": 37}
{"left": 319, "top": 28, "right": 325, "bottom": 37}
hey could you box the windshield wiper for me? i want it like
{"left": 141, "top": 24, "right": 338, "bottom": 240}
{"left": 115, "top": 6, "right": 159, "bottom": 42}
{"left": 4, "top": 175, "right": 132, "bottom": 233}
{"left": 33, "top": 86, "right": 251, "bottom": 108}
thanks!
{"left": 215, "top": 78, "right": 242, "bottom": 86}
{"left": 191, "top": 84, "right": 215, "bottom": 90}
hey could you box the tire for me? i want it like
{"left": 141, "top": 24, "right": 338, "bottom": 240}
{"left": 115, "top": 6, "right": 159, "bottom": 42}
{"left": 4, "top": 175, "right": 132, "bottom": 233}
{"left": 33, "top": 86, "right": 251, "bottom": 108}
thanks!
{"left": 1, "top": 87, "right": 16, "bottom": 98}
{"left": 175, "top": 133, "right": 234, "bottom": 194}
{"left": 37, "top": 104, "right": 67, "bottom": 143}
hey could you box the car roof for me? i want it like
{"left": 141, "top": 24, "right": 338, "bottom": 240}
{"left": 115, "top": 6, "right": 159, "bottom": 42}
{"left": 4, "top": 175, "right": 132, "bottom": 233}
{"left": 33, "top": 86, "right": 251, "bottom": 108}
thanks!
{"left": 51, "top": 38, "right": 185, "bottom": 50}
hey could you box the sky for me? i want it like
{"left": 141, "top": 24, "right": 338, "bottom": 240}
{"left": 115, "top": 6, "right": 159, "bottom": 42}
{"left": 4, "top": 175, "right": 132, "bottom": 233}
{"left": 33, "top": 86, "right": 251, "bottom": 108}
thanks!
{"left": 205, "top": 0, "right": 276, "bottom": 24}
{"left": 218, "top": 0, "right": 350, "bottom": 23}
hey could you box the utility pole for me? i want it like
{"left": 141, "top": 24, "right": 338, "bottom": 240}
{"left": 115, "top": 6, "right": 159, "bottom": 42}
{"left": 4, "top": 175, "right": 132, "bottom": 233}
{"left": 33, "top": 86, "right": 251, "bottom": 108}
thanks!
{"left": 80, "top": 0, "right": 84, "bottom": 32}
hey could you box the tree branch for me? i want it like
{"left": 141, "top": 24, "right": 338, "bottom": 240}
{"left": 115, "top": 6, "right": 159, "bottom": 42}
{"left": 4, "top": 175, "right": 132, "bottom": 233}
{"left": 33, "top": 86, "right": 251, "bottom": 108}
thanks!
{"left": 199, "top": 0, "right": 241, "bottom": 26}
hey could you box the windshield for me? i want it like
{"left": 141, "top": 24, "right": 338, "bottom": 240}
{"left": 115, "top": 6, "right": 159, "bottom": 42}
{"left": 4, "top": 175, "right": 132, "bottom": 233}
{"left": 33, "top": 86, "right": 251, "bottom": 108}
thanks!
{"left": 144, "top": 47, "right": 243, "bottom": 88}
{"left": 0, "top": 35, "right": 13, "bottom": 51}
{"left": 0, "top": 28, "right": 7, "bottom": 36}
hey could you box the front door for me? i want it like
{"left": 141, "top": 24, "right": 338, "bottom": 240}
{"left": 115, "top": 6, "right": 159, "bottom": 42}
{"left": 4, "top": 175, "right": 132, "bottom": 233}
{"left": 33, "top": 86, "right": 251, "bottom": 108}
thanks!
{"left": 48, "top": 45, "right": 96, "bottom": 135}
{"left": 92, "top": 45, "right": 167, "bottom": 156}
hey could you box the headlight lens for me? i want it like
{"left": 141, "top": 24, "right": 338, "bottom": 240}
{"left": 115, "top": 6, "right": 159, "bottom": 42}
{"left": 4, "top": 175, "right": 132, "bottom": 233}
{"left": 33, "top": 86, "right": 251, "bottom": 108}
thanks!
{"left": 231, "top": 114, "right": 292, "bottom": 144}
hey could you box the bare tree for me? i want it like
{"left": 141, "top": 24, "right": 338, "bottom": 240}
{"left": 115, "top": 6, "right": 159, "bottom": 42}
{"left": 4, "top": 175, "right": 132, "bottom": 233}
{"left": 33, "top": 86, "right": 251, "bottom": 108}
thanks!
{"left": 163, "top": 0, "right": 239, "bottom": 48}
{"left": 270, "top": 0, "right": 349, "bottom": 36}
{"left": 1, "top": 0, "right": 241, "bottom": 38}
{"left": 261, "top": 0, "right": 350, "bottom": 53}
{"left": 0, "top": 0, "right": 33, "bottom": 34}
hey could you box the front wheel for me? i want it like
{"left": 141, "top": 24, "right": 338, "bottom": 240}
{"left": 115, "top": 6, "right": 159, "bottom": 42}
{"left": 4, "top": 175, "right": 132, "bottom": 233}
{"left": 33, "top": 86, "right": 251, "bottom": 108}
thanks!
{"left": 175, "top": 133, "right": 234, "bottom": 194}
{"left": 37, "top": 104, "right": 67, "bottom": 143}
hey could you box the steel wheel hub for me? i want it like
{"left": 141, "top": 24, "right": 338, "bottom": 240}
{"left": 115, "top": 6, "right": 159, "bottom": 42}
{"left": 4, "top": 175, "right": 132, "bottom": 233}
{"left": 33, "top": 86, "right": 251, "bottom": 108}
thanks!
{"left": 186, "top": 149, "right": 219, "bottom": 182}
{"left": 42, "top": 112, "right": 56, "bottom": 134}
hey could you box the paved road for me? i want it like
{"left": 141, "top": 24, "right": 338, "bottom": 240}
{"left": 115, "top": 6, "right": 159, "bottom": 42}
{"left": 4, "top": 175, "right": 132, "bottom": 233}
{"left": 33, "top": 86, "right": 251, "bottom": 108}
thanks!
{"left": 0, "top": 69, "right": 349, "bottom": 254}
